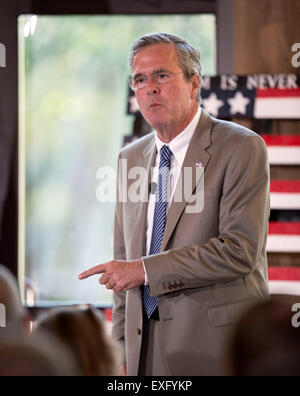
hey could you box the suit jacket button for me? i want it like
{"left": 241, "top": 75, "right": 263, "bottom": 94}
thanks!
{"left": 137, "top": 328, "right": 141, "bottom": 335}
{"left": 169, "top": 285, "right": 173, "bottom": 290}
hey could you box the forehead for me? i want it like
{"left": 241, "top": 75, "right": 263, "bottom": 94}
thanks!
{"left": 132, "top": 43, "right": 180, "bottom": 75}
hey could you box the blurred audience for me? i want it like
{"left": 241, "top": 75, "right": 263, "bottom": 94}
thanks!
{"left": 0, "top": 264, "right": 31, "bottom": 333}
{"left": 0, "top": 263, "right": 120, "bottom": 376}
{"left": 2, "top": 261, "right": 300, "bottom": 377}
{"left": 0, "top": 332, "right": 79, "bottom": 376}
{"left": 35, "top": 306, "right": 120, "bottom": 376}
{"left": 228, "top": 297, "right": 300, "bottom": 376}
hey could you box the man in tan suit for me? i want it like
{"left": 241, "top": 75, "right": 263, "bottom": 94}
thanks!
{"left": 79, "top": 33, "right": 270, "bottom": 376}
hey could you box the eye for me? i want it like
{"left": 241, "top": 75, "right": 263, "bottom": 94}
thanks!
{"left": 134, "top": 76, "right": 146, "bottom": 86}
{"left": 157, "top": 72, "right": 171, "bottom": 82}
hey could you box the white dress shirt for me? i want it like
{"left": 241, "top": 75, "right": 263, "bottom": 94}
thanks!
{"left": 143, "top": 107, "right": 202, "bottom": 284}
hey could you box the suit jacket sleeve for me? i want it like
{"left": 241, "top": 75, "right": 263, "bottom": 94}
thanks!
{"left": 143, "top": 134, "right": 270, "bottom": 297}
{"left": 111, "top": 153, "right": 126, "bottom": 363}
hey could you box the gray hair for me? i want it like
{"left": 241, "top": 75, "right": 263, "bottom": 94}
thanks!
{"left": 129, "top": 33, "right": 202, "bottom": 102}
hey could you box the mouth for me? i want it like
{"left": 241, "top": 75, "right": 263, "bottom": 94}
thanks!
{"left": 148, "top": 103, "right": 164, "bottom": 110}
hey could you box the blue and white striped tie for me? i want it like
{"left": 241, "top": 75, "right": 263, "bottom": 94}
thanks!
{"left": 143, "top": 145, "right": 173, "bottom": 319}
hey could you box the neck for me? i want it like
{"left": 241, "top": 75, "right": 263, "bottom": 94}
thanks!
{"left": 156, "top": 103, "right": 199, "bottom": 143}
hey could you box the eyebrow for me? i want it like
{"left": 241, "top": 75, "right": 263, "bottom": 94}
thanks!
{"left": 132, "top": 68, "right": 171, "bottom": 80}
{"left": 154, "top": 68, "right": 171, "bottom": 74}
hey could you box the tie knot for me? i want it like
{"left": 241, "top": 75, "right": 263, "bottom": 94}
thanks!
{"left": 160, "top": 145, "right": 173, "bottom": 166}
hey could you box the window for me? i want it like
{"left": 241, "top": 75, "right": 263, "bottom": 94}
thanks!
{"left": 19, "top": 14, "right": 216, "bottom": 307}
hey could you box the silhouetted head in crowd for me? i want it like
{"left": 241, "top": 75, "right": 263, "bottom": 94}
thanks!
{"left": 0, "top": 332, "right": 79, "bottom": 376}
{"left": 228, "top": 297, "right": 300, "bottom": 376}
{"left": 35, "top": 306, "right": 120, "bottom": 376}
{"left": 0, "top": 264, "right": 30, "bottom": 332}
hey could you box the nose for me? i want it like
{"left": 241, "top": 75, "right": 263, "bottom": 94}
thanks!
{"left": 147, "top": 76, "right": 160, "bottom": 95}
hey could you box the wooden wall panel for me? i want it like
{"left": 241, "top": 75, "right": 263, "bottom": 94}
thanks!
{"left": 234, "top": 0, "right": 300, "bottom": 74}
{"left": 233, "top": 0, "right": 300, "bottom": 270}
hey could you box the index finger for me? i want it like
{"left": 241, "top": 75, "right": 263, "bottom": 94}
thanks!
{"left": 78, "top": 264, "right": 107, "bottom": 280}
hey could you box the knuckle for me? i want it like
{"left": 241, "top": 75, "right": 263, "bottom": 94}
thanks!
{"left": 112, "top": 274, "right": 119, "bottom": 283}
{"left": 116, "top": 281, "right": 124, "bottom": 292}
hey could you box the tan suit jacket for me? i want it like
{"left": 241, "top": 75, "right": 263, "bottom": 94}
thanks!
{"left": 112, "top": 109, "right": 270, "bottom": 376}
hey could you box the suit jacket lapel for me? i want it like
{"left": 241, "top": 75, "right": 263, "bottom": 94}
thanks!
{"left": 161, "top": 109, "right": 213, "bottom": 251}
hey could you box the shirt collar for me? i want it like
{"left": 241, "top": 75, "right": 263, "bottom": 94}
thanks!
{"left": 155, "top": 106, "right": 201, "bottom": 167}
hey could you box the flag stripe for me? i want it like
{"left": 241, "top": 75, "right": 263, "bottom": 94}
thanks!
{"left": 254, "top": 98, "right": 300, "bottom": 119}
{"left": 271, "top": 193, "right": 300, "bottom": 210}
{"left": 270, "top": 181, "right": 300, "bottom": 209}
{"left": 270, "top": 180, "right": 300, "bottom": 193}
{"left": 267, "top": 147, "right": 300, "bottom": 165}
{"left": 269, "top": 222, "right": 300, "bottom": 235}
{"left": 267, "top": 223, "right": 300, "bottom": 252}
{"left": 267, "top": 235, "right": 300, "bottom": 252}
{"left": 269, "top": 281, "right": 300, "bottom": 296}
{"left": 261, "top": 135, "right": 300, "bottom": 146}
{"left": 256, "top": 88, "right": 300, "bottom": 98}
{"left": 268, "top": 266, "right": 300, "bottom": 281}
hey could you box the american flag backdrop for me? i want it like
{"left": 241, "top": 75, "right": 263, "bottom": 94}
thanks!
{"left": 200, "top": 74, "right": 300, "bottom": 119}
{"left": 127, "top": 74, "right": 300, "bottom": 296}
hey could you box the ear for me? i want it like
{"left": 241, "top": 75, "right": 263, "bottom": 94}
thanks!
{"left": 191, "top": 74, "right": 201, "bottom": 100}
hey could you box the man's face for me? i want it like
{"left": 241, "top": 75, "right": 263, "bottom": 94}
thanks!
{"left": 132, "top": 43, "right": 199, "bottom": 135}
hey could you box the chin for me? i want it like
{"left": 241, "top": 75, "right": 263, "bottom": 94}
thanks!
{"left": 145, "top": 114, "right": 169, "bottom": 130}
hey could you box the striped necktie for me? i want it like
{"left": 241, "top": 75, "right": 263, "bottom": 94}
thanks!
{"left": 143, "top": 145, "right": 173, "bottom": 319}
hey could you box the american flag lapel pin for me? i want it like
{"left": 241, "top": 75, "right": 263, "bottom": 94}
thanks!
{"left": 196, "top": 161, "right": 203, "bottom": 168}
